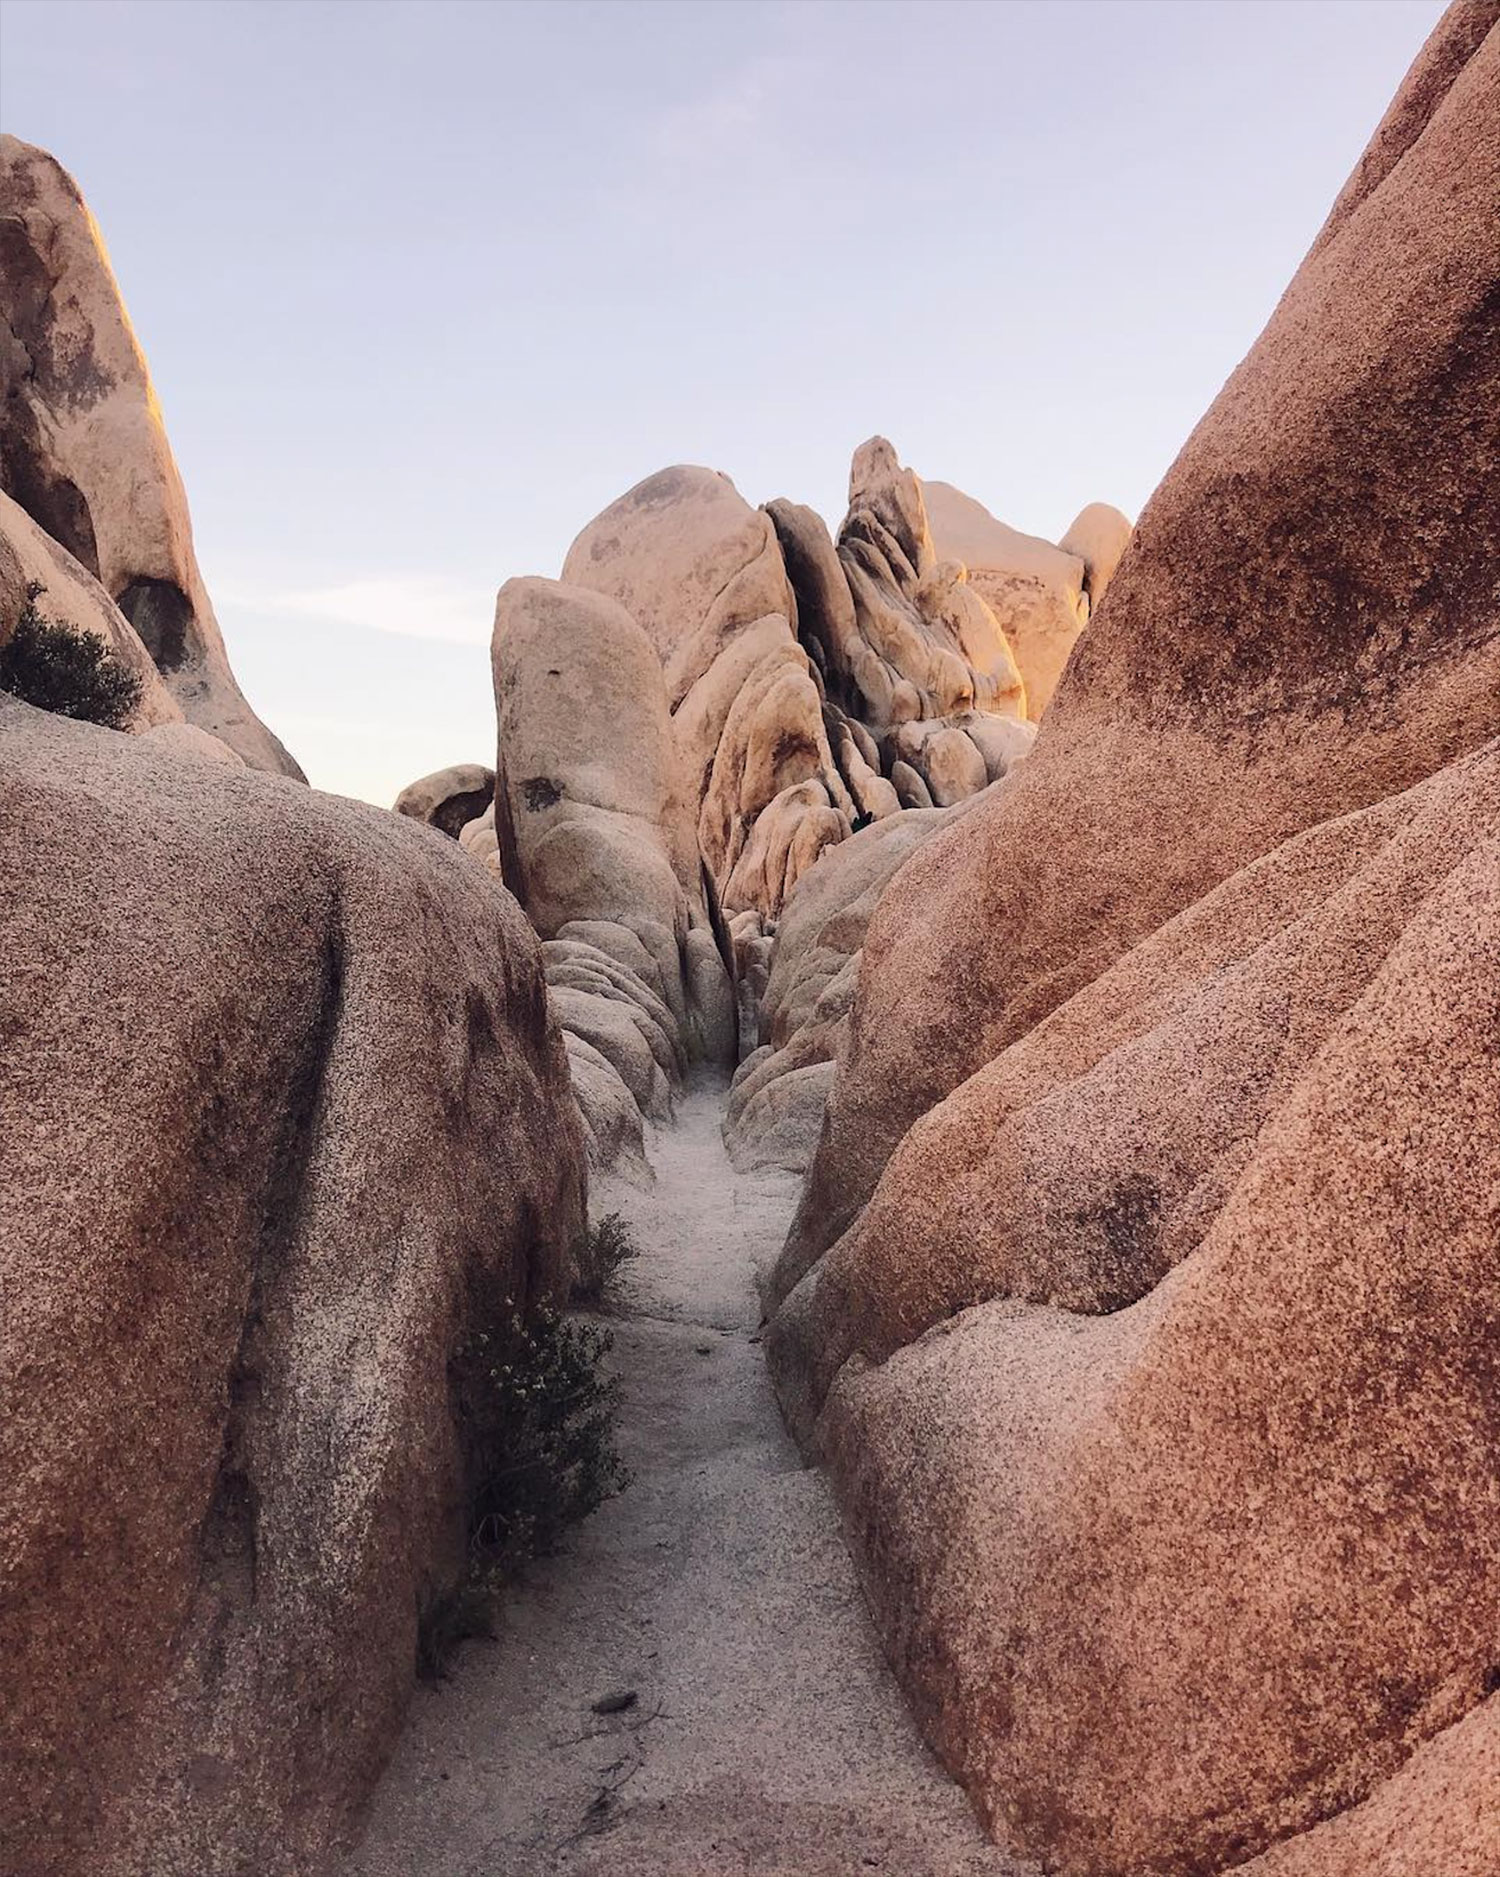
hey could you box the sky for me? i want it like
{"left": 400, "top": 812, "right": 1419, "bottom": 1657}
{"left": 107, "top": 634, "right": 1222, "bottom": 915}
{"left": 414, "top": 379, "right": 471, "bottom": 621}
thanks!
{"left": 0, "top": 0, "right": 1447, "bottom": 805}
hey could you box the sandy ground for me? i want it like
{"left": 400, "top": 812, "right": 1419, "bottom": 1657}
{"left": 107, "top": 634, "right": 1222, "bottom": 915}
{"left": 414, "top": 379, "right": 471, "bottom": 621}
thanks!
{"left": 343, "top": 1076, "right": 1028, "bottom": 1877}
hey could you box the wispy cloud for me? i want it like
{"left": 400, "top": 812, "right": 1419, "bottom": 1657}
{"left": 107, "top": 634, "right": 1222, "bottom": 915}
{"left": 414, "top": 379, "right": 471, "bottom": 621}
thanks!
{"left": 599, "top": 52, "right": 836, "bottom": 233}
{"left": 220, "top": 575, "right": 495, "bottom": 646}
{"left": 648, "top": 57, "right": 795, "bottom": 165}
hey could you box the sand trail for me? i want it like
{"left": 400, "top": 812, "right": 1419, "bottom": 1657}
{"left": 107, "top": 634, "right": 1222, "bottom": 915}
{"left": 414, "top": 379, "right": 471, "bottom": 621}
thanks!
{"left": 345, "top": 1076, "right": 1025, "bottom": 1877}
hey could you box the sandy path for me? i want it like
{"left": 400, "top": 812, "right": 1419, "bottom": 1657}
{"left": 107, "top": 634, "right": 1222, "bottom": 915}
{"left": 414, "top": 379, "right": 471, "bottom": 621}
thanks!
{"left": 344, "top": 1076, "right": 1027, "bottom": 1877}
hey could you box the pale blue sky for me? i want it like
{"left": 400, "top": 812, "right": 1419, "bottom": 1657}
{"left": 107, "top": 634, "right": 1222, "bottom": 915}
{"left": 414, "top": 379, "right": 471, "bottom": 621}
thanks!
{"left": 0, "top": 0, "right": 1445, "bottom": 802}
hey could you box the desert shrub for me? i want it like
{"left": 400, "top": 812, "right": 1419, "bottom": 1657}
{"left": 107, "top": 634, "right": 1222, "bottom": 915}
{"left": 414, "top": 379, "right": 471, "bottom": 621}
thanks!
{"left": 570, "top": 1209, "right": 640, "bottom": 1306}
{"left": 414, "top": 1577, "right": 494, "bottom": 1684}
{"left": 0, "top": 582, "right": 142, "bottom": 729}
{"left": 418, "top": 1300, "right": 628, "bottom": 1682}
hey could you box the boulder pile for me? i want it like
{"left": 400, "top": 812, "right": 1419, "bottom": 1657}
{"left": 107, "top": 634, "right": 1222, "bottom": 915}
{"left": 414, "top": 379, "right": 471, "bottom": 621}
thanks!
{"left": 436, "top": 443, "right": 1118, "bottom": 1170}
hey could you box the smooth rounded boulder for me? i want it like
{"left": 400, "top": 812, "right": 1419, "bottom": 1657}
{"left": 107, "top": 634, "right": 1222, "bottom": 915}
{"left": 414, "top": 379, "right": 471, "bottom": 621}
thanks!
{"left": 767, "top": 9, "right": 1500, "bottom": 1873}
{"left": 0, "top": 697, "right": 585, "bottom": 1877}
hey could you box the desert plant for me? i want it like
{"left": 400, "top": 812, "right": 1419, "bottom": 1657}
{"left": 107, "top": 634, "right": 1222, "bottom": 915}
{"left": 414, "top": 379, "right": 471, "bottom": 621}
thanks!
{"left": 570, "top": 1209, "right": 640, "bottom": 1306}
{"left": 414, "top": 1577, "right": 494, "bottom": 1684}
{"left": 0, "top": 582, "right": 142, "bottom": 729}
{"left": 418, "top": 1299, "right": 628, "bottom": 1682}
{"left": 458, "top": 1305, "right": 628, "bottom": 1566}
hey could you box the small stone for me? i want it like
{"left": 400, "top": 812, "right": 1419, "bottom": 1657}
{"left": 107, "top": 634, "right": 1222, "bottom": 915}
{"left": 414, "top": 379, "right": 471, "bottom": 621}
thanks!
{"left": 590, "top": 1689, "right": 638, "bottom": 1716}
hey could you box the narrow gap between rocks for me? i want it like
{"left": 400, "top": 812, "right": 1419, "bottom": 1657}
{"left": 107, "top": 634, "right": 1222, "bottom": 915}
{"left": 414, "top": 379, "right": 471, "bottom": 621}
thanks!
{"left": 343, "top": 1075, "right": 1030, "bottom": 1877}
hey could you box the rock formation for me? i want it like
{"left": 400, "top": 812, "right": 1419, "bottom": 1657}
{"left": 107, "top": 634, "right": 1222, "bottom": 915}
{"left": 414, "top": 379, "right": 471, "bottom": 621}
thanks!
{"left": 0, "top": 135, "right": 301, "bottom": 776}
{"left": 393, "top": 762, "right": 495, "bottom": 838}
{"left": 0, "top": 698, "right": 585, "bottom": 1877}
{"left": 1, "top": 486, "right": 180, "bottom": 728}
{"left": 563, "top": 464, "right": 851, "bottom": 921}
{"left": 492, "top": 575, "right": 735, "bottom": 1172}
{"left": 724, "top": 802, "right": 983, "bottom": 1175}
{"left": 766, "top": 6, "right": 1500, "bottom": 1873}
{"left": 503, "top": 438, "right": 1098, "bottom": 1175}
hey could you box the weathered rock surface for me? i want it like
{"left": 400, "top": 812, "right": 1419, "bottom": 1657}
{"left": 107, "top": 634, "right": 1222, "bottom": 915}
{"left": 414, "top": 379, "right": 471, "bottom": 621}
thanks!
{"left": 0, "top": 697, "right": 584, "bottom": 1877}
{"left": 768, "top": 9, "right": 1500, "bottom": 1874}
{"left": 1057, "top": 500, "right": 1133, "bottom": 614}
{"left": 923, "top": 476, "right": 1092, "bottom": 717}
{"left": 0, "top": 136, "right": 302, "bottom": 776}
{"left": 139, "top": 720, "right": 247, "bottom": 766}
{"left": 492, "top": 576, "right": 734, "bottom": 1163}
{"left": 723, "top": 805, "right": 981, "bottom": 1177}
{"left": 781, "top": 0, "right": 1500, "bottom": 1302}
{"left": 563, "top": 468, "right": 855, "bottom": 920}
{"left": 456, "top": 799, "right": 503, "bottom": 881}
{"left": 557, "top": 453, "right": 1064, "bottom": 935}
{"left": 561, "top": 464, "right": 791, "bottom": 676}
{"left": 393, "top": 763, "right": 495, "bottom": 839}
{"left": 1, "top": 488, "right": 182, "bottom": 729}
{"left": 780, "top": 743, "right": 1500, "bottom": 1876}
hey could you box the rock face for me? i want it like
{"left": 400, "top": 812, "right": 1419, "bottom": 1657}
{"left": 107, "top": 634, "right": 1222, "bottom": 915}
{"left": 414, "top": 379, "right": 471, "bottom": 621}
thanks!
{"left": 563, "top": 464, "right": 853, "bottom": 922}
{"left": 393, "top": 762, "right": 495, "bottom": 839}
{"left": 832, "top": 439, "right": 1028, "bottom": 725}
{"left": 560, "top": 454, "right": 1070, "bottom": 937}
{"left": 0, "top": 136, "right": 301, "bottom": 777}
{"left": 0, "top": 698, "right": 585, "bottom": 1877}
{"left": 1057, "top": 499, "right": 1133, "bottom": 615}
{"left": 561, "top": 464, "right": 792, "bottom": 674}
{"left": 492, "top": 576, "right": 735, "bottom": 1166}
{"left": 723, "top": 804, "right": 981, "bottom": 1175}
{"left": 542, "top": 452, "right": 1062, "bottom": 1163}
{"left": 1, "top": 486, "right": 179, "bottom": 728}
{"left": 923, "top": 476, "right": 1091, "bottom": 718}
{"left": 767, "top": 8, "right": 1500, "bottom": 1874}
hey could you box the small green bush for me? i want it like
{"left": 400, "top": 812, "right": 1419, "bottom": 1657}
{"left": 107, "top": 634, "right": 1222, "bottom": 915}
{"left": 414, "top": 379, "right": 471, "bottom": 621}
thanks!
{"left": 418, "top": 1301, "right": 628, "bottom": 1682}
{"left": 0, "top": 582, "right": 143, "bottom": 729}
{"left": 570, "top": 1209, "right": 640, "bottom": 1306}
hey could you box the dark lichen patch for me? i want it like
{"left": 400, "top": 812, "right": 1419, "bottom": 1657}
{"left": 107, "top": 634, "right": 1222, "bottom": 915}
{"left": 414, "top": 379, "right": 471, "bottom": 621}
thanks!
{"left": 1072, "top": 1172, "right": 1166, "bottom": 1314}
{"left": 522, "top": 776, "right": 562, "bottom": 811}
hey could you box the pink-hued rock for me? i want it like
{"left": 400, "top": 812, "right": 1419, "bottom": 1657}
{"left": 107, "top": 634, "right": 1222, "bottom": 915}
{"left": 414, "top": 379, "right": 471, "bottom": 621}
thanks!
{"left": 561, "top": 464, "right": 791, "bottom": 674}
{"left": 492, "top": 576, "right": 735, "bottom": 1155}
{"left": 781, "top": 0, "right": 1500, "bottom": 1299}
{"left": 767, "top": 8, "right": 1500, "bottom": 1872}
{"left": 0, "top": 487, "right": 179, "bottom": 729}
{"left": 0, "top": 136, "right": 301, "bottom": 776}
{"left": 1057, "top": 500, "right": 1133, "bottom": 613}
{"left": 924, "top": 476, "right": 1092, "bottom": 718}
{"left": 0, "top": 697, "right": 584, "bottom": 1877}
{"left": 786, "top": 742, "right": 1500, "bottom": 1874}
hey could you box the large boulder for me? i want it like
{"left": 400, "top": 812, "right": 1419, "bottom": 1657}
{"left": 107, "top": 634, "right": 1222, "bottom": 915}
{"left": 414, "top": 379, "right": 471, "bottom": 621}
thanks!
{"left": 560, "top": 464, "right": 791, "bottom": 679}
{"left": 0, "top": 698, "right": 585, "bottom": 1877}
{"left": 923, "top": 475, "right": 1092, "bottom": 718}
{"left": 779, "top": 0, "right": 1500, "bottom": 1295}
{"left": 777, "top": 739, "right": 1500, "bottom": 1874}
{"left": 562, "top": 469, "right": 854, "bottom": 920}
{"left": 1057, "top": 500, "right": 1133, "bottom": 614}
{"left": 0, "top": 136, "right": 301, "bottom": 777}
{"left": 833, "top": 438, "right": 1000, "bottom": 725}
{"left": 492, "top": 576, "right": 735, "bottom": 1156}
{"left": 492, "top": 576, "right": 703, "bottom": 948}
{"left": 767, "top": 8, "right": 1500, "bottom": 1873}
{"left": 724, "top": 804, "right": 983, "bottom": 1177}
{"left": 392, "top": 763, "right": 495, "bottom": 839}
